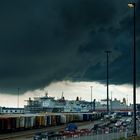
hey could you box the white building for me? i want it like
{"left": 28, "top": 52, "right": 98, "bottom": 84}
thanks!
{"left": 0, "top": 107, "right": 24, "bottom": 114}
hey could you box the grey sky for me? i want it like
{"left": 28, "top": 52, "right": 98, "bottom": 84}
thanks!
{"left": 0, "top": 0, "right": 139, "bottom": 94}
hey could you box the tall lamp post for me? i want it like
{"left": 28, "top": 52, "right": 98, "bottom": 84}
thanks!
{"left": 90, "top": 86, "right": 93, "bottom": 111}
{"left": 17, "top": 88, "right": 20, "bottom": 108}
{"left": 105, "top": 51, "right": 111, "bottom": 114}
{"left": 128, "top": 2, "right": 137, "bottom": 136}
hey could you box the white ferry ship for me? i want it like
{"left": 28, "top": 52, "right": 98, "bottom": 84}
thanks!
{"left": 24, "top": 93, "right": 132, "bottom": 113}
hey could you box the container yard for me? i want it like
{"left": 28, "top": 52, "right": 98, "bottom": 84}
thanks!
{"left": 0, "top": 111, "right": 138, "bottom": 140}
{"left": 0, "top": 112, "right": 102, "bottom": 134}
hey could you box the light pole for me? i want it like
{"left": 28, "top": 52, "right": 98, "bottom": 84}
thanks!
{"left": 90, "top": 86, "right": 93, "bottom": 111}
{"left": 105, "top": 51, "right": 111, "bottom": 115}
{"left": 93, "top": 99, "right": 96, "bottom": 111}
{"left": 111, "top": 91, "right": 113, "bottom": 112}
{"left": 17, "top": 88, "right": 20, "bottom": 108}
{"left": 128, "top": 2, "right": 136, "bottom": 136}
{"left": 126, "top": 94, "right": 128, "bottom": 111}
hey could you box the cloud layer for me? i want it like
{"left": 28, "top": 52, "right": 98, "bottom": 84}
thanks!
{"left": 0, "top": 0, "right": 139, "bottom": 94}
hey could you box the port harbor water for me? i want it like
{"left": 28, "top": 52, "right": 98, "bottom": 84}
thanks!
{"left": 1, "top": 112, "right": 140, "bottom": 140}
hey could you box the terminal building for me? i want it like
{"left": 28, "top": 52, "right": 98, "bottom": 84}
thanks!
{"left": 0, "top": 107, "right": 24, "bottom": 114}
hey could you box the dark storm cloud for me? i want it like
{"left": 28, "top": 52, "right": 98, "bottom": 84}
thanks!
{"left": 0, "top": 0, "right": 139, "bottom": 94}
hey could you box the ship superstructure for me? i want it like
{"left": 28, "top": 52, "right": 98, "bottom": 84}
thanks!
{"left": 24, "top": 93, "right": 64, "bottom": 113}
{"left": 24, "top": 93, "right": 132, "bottom": 113}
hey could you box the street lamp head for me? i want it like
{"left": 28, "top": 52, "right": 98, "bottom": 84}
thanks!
{"left": 128, "top": 3, "right": 135, "bottom": 8}
{"left": 105, "top": 50, "right": 111, "bottom": 54}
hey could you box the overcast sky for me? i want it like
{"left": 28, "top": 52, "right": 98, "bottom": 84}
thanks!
{"left": 0, "top": 0, "right": 139, "bottom": 107}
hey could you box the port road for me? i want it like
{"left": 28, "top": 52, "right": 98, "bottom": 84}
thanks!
{"left": 1, "top": 116, "right": 139, "bottom": 140}
{"left": 0, "top": 121, "right": 93, "bottom": 140}
{"left": 0, "top": 119, "right": 112, "bottom": 140}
